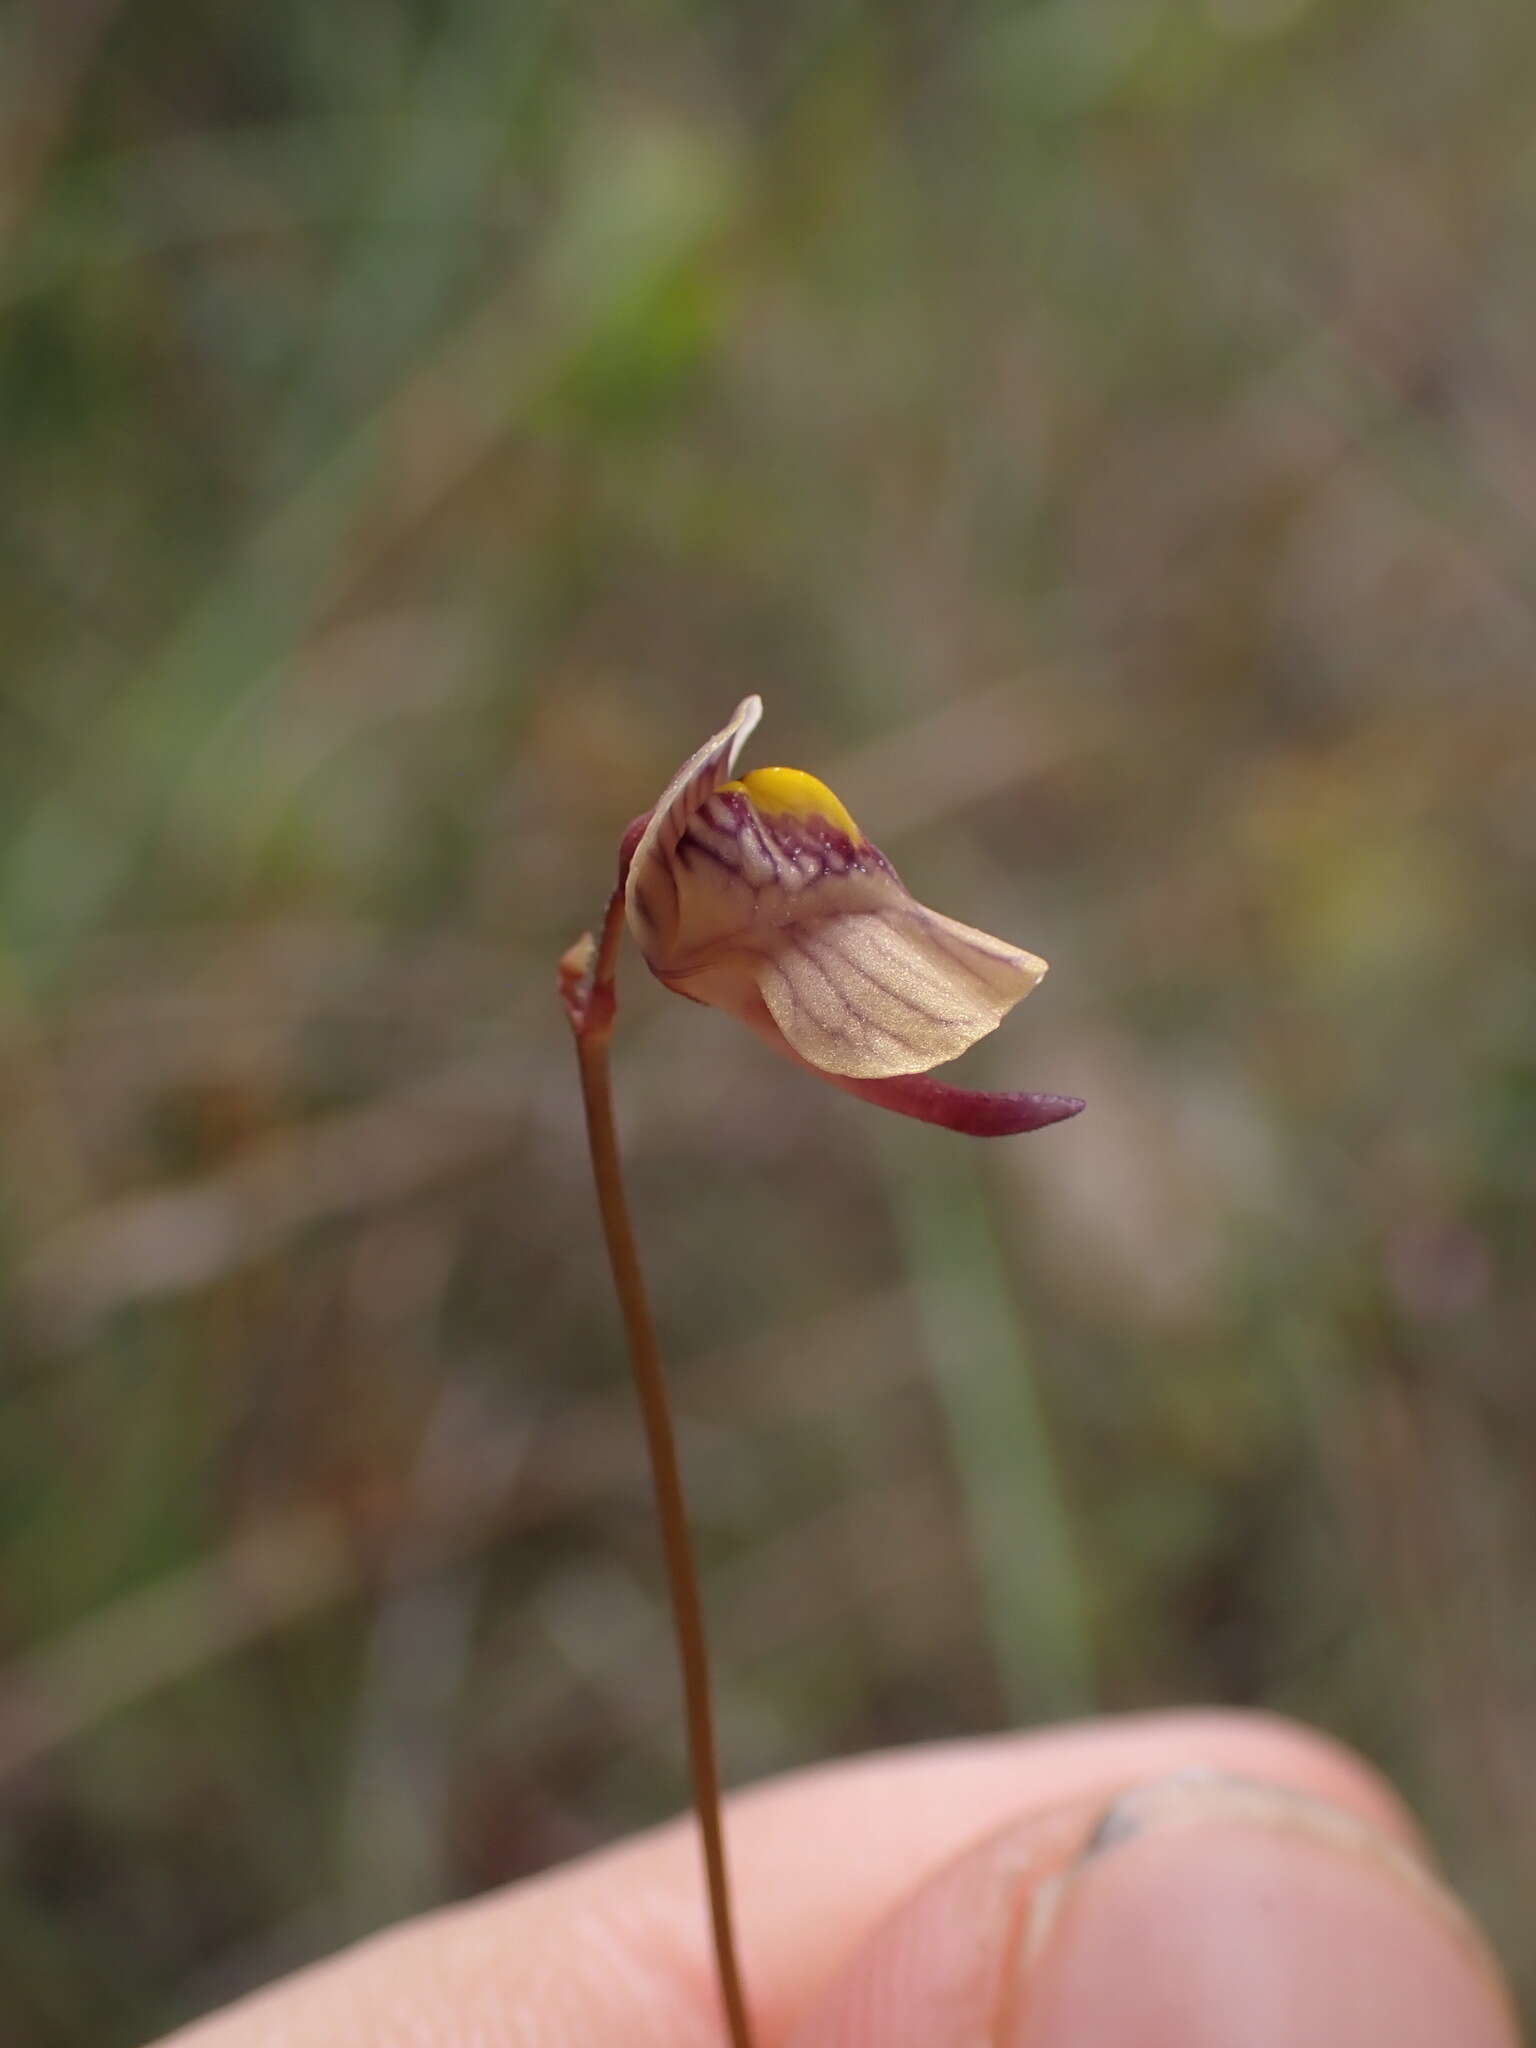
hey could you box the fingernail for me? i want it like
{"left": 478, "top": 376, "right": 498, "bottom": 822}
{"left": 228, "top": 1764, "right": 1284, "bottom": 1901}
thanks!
{"left": 1007, "top": 1771, "right": 1519, "bottom": 2048}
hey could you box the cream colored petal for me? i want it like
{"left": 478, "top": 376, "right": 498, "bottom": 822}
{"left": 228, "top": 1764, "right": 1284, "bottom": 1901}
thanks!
{"left": 753, "top": 904, "right": 1047, "bottom": 1079}
{"left": 624, "top": 699, "right": 1051, "bottom": 1082}
{"left": 624, "top": 695, "right": 761, "bottom": 959}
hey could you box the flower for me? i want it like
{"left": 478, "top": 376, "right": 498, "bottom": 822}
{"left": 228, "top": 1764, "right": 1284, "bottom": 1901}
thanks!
{"left": 622, "top": 697, "right": 1083, "bottom": 1135}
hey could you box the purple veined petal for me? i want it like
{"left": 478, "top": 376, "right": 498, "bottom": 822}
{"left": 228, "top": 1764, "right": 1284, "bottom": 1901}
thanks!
{"left": 624, "top": 696, "right": 761, "bottom": 957}
{"left": 648, "top": 771, "right": 1047, "bottom": 1072}
{"left": 649, "top": 780, "right": 905, "bottom": 987}
{"left": 824, "top": 1070, "right": 1086, "bottom": 1135}
{"left": 752, "top": 900, "right": 1048, "bottom": 1079}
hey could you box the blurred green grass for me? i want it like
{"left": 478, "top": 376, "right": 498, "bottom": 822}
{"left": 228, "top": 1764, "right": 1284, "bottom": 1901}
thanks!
{"left": 3, "top": 1, "right": 1535, "bottom": 2039}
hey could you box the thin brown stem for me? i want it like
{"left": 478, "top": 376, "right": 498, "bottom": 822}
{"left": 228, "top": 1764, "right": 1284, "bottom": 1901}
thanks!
{"left": 559, "top": 888, "right": 756, "bottom": 2048}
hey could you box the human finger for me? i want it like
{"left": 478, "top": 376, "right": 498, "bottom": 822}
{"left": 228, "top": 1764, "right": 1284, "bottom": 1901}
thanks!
{"left": 791, "top": 1768, "right": 1519, "bottom": 2048}
{"left": 159, "top": 1709, "right": 1457, "bottom": 2047}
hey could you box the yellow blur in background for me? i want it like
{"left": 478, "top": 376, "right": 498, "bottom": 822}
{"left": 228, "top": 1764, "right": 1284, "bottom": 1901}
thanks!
{"left": 2, "top": 2, "right": 1534, "bottom": 2040}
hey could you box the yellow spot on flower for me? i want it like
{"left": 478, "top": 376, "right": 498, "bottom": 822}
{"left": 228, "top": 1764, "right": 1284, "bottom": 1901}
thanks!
{"left": 726, "top": 767, "right": 861, "bottom": 840}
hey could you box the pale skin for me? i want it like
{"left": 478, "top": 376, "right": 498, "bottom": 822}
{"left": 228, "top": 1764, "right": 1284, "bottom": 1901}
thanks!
{"left": 158, "top": 1710, "right": 1521, "bottom": 2048}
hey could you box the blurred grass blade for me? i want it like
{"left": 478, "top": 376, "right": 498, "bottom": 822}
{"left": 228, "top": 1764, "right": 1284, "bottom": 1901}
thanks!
{"left": 880, "top": 1127, "right": 1094, "bottom": 1722}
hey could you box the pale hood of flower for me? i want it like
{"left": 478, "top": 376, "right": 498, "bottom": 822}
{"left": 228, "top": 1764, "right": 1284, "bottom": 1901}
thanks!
{"left": 620, "top": 696, "right": 1082, "bottom": 1136}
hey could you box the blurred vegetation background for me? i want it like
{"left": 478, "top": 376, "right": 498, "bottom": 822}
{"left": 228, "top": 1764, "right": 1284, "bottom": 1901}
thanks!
{"left": 3, "top": 1, "right": 1534, "bottom": 2040}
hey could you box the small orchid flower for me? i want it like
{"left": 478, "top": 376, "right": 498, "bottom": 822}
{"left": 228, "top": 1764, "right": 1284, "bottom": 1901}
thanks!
{"left": 558, "top": 700, "right": 1083, "bottom": 2048}
{"left": 621, "top": 695, "right": 1083, "bottom": 1135}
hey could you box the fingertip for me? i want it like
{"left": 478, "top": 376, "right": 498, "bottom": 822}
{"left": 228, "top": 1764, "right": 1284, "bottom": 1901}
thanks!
{"left": 789, "top": 1770, "right": 1519, "bottom": 2048}
{"left": 1012, "top": 1775, "right": 1519, "bottom": 2048}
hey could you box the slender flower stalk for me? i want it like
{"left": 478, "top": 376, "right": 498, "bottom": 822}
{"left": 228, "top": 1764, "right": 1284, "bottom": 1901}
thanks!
{"left": 558, "top": 697, "right": 1082, "bottom": 2047}
{"left": 558, "top": 883, "right": 756, "bottom": 2048}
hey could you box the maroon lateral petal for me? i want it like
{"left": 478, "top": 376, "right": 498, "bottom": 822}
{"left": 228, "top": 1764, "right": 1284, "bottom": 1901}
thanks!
{"left": 826, "top": 1070, "right": 1085, "bottom": 1136}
